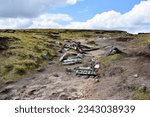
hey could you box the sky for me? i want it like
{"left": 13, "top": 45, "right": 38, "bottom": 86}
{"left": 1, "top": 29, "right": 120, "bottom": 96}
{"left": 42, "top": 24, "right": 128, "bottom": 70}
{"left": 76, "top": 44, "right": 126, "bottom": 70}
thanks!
{"left": 0, "top": 0, "right": 150, "bottom": 33}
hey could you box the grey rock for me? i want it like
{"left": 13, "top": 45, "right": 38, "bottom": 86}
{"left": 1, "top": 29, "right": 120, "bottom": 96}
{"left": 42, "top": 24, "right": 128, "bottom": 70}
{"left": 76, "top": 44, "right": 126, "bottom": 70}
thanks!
{"left": 0, "top": 88, "right": 11, "bottom": 94}
{"left": 133, "top": 74, "right": 139, "bottom": 78}
{"left": 139, "top": 84, "right": 147, "bottom": 92}
{"left": 37, "top": 67, "right": 45, "bottom": 72}
{"left": 59, "top": 93, "right": 69, "bottom": 100}
{"left": 41, "top": 51, "right": 49, "bottom": 60}
{"left": 53, "top": 73, "right": 59, "bottom": 77}
{"left": 94, "top": 79, "right": 100, "bottom": 83}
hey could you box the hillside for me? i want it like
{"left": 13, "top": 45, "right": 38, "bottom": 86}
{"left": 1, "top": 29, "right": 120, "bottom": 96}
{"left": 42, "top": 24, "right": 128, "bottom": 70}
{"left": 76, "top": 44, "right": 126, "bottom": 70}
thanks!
{"left": 0, "top": 29, "right": 150, "bottom": 100}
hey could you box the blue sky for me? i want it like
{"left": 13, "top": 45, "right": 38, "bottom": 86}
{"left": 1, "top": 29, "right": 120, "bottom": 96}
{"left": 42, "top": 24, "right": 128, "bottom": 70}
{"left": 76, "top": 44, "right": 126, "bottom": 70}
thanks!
{"left": 49, "top": 0, "right": 141, "bottom": 21}
{"left": 0, "top": 0, "right": 150, "bottom": 33}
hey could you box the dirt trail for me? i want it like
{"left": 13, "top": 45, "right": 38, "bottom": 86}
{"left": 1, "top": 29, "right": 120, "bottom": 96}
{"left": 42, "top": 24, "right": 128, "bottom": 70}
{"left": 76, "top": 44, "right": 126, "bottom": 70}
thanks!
{"left": 0, "top": 37, "right": 150, "bottom": 100}
{"left": 0, "top": 47, "right": 103, "bottom": 100}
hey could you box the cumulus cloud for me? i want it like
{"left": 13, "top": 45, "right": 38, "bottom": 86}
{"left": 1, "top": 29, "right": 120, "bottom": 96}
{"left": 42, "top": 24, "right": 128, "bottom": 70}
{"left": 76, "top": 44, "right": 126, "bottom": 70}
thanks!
{"left": 0, "top": 14, "right": 72, "bottom": 29}
{"left": 30, "top": 14, "right": 72, "bottom": 28}
{"left": 66, "top": 0, "right": 150, "bottom": 33}
{"left": 0, "top": 0, "right": 77, "bottom": 18}
{"left": 0, "top": 18, "right": 32, "bottom": 29}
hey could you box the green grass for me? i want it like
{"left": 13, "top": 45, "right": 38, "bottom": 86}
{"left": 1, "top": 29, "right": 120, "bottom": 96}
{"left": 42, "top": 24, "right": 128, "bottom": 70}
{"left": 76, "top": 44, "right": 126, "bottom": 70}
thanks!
{"left": 130, "top": 84, "right": 150, "bottom": 100}
{"left": 134, "top": 34, "right": 150, "bottom": 46}
{"left": 0, "top": 31, "right": 57, "bottom": 82}
{"left": 133, "top": 91, "right": 150, "bottom": 100}
{"left": 99, "top": 54, "right": 124, "bottom": 67}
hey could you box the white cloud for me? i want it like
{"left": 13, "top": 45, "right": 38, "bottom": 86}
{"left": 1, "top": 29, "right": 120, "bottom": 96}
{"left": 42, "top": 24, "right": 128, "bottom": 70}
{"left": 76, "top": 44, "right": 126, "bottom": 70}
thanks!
{"left": 0, "top": 0, "right": 78, "bottom": 18}
{"left": 30, "top": 14, "right": 72, "bottom": 28}
{"left": 0, "top": 14, "right": 72, "bottom": 29}
{"left": 0, "top": 18, "right": 32, "bottom": 29}
{"left": 66, "top": 1, "right": 150, "bottom": 33}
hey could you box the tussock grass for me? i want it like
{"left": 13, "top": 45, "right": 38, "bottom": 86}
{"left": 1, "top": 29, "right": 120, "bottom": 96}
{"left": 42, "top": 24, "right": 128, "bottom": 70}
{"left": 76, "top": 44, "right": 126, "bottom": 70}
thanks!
{"left": 0, "top": 30, "right": 57, "bottom": 82}
{"left": 99, "top": 54, "right": 124, "bottom": 67}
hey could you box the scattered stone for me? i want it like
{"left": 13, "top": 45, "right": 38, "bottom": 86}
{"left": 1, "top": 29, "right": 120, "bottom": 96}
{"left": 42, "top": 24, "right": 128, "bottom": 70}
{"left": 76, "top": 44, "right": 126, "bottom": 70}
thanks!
{"left": 94, "top": 64, "right": 100, "bottom": 69}
{"left": 53, "top": 73, "right": 59, "bottom": 77}
{"left": 48, "top": 61, "right": 54, "bottom": 65}
{"left": 59, "top": 93, "right": 69, "bottom": 100}
{"left": 41, "top": 51, "right": 49, "bottom": 60}
{"left": 139, "top": 84, "right": 147, "bottom": 92}
{"left": 28, "top": 89, "right": 36, "bottom": 95}
{"left": 133, "top": 74, "right": 139, "bottom": 78}
{"left": 94, "top": 79, "right": 100, "bottom": 83}
{"left": 22, "top": 85, "right": 27, "bottom": 89}
{"left": 58, "top": 50, "right": 63, "bottom": 53}
{"left": 5, "top": 80, "right": 15, "bottom": 85}
{"left": 37, "top": 67, "right": 45, "bottom": 72}
{"left": 66, "top": 68, "right": 74, "bottom": 73}
{"left": 13, "top": 96, "right": 20, "bottom": 100}
{"left": 0, "top": 88, "right": 11, "bottom": 94}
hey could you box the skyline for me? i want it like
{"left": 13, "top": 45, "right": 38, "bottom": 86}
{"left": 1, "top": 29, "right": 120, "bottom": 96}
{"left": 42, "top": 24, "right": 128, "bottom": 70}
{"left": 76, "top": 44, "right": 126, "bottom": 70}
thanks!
{"left": 0, "top": 0, "right": 150, "bottom": 33}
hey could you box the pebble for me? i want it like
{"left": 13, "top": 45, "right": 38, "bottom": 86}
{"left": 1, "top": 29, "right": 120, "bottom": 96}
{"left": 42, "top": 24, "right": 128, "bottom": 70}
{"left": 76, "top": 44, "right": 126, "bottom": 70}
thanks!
{"left": 94, "top": 79, "right": 100, "bottom": 83}
{"left": 53, "top": 73, "right": 59, "bottom": 77}
{"left": 37, "top": 67, "right": 45, "bottom": 72}
{"left": 133, "top": 74, "right": 139, "bottom": 78}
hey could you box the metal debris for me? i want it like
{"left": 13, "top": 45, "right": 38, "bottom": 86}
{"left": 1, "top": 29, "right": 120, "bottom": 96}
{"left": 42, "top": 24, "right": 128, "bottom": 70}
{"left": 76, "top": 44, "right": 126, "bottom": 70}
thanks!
{"left": 63, "top": 58, "right": 82, "bottom": 65}
{"left": 59, "top": 52, "right": 84, "bottom": 65}
{"left": 106, "top": 46, "right": 123, "bottom": 56}
{"left": 63, "top": 41, "right": 99, "bottom": 53}
{"left": 75, "top": 67, "right": 97, "bottom": 76}
{"left": 59, "top": 53, "right": 68, "bottom": 62}
{"left": 66, "top": 64, "right": 100, "bottom": 76}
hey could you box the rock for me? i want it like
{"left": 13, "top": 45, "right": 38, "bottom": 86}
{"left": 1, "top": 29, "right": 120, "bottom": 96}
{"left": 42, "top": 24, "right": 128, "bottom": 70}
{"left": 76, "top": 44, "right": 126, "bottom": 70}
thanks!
{"left": 59, "top": 93, "right": 69, "bottom": 100}
{"left": 58, "top": 50, "right": 63, "bottom": 53}
{"left": 5, "top": 80, "right": 15, "bottom": 85}
{"left": 94, "top": 79, "right": 100, "bottom": 83}
{"left": 133, "top": 74, "right": 139, "bottom": 78}
{"left": 28, "top": 89, "right": 36, "bottom": 95}
{"left": 41, "top": 51, "right": 49, "bottom": 60}
{"left": 37, "top": 67, "right": 45, "bottom": 72}
{"left": 139, "top": 84, "right": 147, "bottom": 92}
{"left": 94, "top": 64, "right": 100, "bottom": 69}
{"left": 66, "top": 68, "right": 74, "bottom": 72}
{"left": 48, "top": 61, "right": 54, "bottom": 65}
{"left": 0, "top": 88, "right": 11, "bottom": 94}
{"left": 53, "top": 73, "right": 59, "bottom": 77}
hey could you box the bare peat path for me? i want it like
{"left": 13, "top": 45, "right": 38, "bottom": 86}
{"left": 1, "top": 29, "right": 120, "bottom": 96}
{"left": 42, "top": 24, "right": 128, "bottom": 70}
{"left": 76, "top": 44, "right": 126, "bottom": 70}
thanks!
{"left": 0, "top": 47, "right": 105, "bottom": 100}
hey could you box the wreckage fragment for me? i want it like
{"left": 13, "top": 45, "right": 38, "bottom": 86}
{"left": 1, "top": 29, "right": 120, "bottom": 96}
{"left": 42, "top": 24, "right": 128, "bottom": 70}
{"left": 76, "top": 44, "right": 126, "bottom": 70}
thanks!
{"left": 75, "top": 65, "right": 99, "bottom": 76}
{"left": 63, "top": 41, "right": 99, "bottom": 53}
{"left": 59, "top": 52, "right": 84, "bottom": 65}
{"left": 63, "top": 58, "right": 82, "bottom": 65}
{"left": 106, "top": 46, "right": 124, "bottom": 56}
{"left": 66, "top": 64, "right": 100, "bottom": 76}
{"left": 63, "top": 43, "right": 77, "bottom": 51}
{"left": 59, "top": 53, "right": 68, "bottom": 62}
{"left": 75, "top": 67, "right": 97, "bottom": 76}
